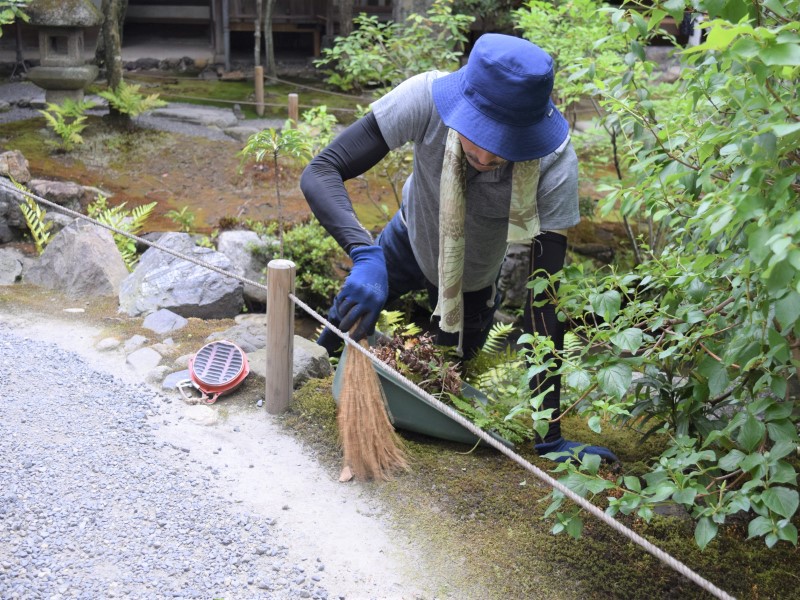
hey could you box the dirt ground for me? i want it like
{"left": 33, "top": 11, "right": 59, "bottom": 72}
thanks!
{"left": 1, "top": 114, "right": 389, "bottom": 235}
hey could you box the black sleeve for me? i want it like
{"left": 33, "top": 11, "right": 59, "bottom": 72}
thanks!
{"left": 299, "top": 112, "right": 391, "bottom": 254}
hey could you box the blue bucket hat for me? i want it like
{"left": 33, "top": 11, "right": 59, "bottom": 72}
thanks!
{"left": 432, "top": 33, "right": 569, "bottom": 162}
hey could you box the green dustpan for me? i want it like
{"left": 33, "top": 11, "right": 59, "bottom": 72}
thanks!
{"left": 332, "top": 342, "right": 514, "bottom": 449}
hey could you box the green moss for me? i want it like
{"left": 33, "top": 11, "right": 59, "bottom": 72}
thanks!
{"left": 282, "top": 377, "right": 800, "bottom": 600}
{"left": 88, "top": 74, "right": 365, "bottom": 124}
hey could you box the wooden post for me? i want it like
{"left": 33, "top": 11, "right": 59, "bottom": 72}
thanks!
{"left": 288, "top": 93, "right": 299, "bottom": 126}
{"left": 254, "top": 65, "right": 265, "bottom": 117}
{"left": 265, "top": 259, "right": 296, "bottom": 414}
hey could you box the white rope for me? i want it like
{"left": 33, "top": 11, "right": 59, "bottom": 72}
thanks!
{"left": 2, "top": 178, "right": 735, "bottom": 600}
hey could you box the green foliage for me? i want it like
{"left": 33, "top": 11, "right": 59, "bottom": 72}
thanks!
{"left": 239, "top": 127, "right": 313, "bottom": 257}
{"left": 250, "top": 217, "right": 346, "bottom": 307}
{"left": 515, "top": 0, "right": 800, "bottom": 549}
{"left": 452, "top": 0, "right": 518, "bottom": 33}
{"left": 514, "top": 0, "right": 627, "bottom": 116}
{"left": 0, "top": 0, "right": 28, "bottom": 30}
{"left": 376, "top": 309, "right": 423, "bottom": 339}
{"left": 286, "top": 106, "right": 338, "bottom": 157}
{"left": 87, "top": 194, "right": 156, "bottom": 270}
{"left": 315, "top": 0, "right": 474, "bottom": 94}
{"left": 165, "top": 205, "right": 196, "bottom": 233}
{"left": 98, "top": 80, "right": 167, "bottom": 118}
{"left": 38, "top": 99, "right": 96, "bottom": 151}
{"left": 14, "top": 180, "right": 52, "bottom": 254}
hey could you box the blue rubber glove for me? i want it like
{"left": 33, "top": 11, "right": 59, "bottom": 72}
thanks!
{"left": 334, "top": 245, "right": 388, "bottom": 341}
{"left": 535, "top": 437, "right": 619, "bottom": 464}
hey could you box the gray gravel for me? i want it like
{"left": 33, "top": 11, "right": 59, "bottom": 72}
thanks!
{"left": 0, "top": 323, "right": 330, "bottom": 600}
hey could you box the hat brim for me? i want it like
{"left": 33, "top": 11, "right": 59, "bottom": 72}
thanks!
{"left": 432, "top": 69, "right": 570, "bottom": 162}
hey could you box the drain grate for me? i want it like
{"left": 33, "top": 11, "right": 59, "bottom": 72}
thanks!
{"left": 193, "top": 341, "right": 245, "bottom": 386}
{"left": 186, "top": 340, "right": 250, "bottom": 404}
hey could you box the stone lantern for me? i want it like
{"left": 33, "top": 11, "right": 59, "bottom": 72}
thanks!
{"left": 26, "top": 0, "right": 103, "bottom": 104}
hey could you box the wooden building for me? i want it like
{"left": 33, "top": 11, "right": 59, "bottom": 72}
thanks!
{"left": 125, "top": 1, "right": 394, "bottom": 61}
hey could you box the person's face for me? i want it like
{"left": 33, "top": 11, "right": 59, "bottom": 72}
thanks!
{"left": 457, "top": 134, "right": 508, "bottom": 172}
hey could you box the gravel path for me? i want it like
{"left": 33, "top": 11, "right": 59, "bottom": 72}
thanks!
{"left": 0, "top": 323, "right": 332, "bottom": 600}
{"left": 0, "top": 314, "right": 456, "bottom": 600}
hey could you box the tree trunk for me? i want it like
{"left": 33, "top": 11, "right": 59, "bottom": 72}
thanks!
{"left": 338, "top": 0, "right": 354, "bottom": 37}
{"left": 95, "top": 0, "right": 127, "bottom": 68}
{"left": 254, "top": 0, "right": 262, "bottom": 67}
{"left": 263, "top": 0, "right": 276, "bottom": 78}
{"left": 101, "top": 0, "right": 128, "bottom": 124}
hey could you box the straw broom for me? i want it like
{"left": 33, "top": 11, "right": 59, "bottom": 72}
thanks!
{"left": 337, "top": 336, "right": 409, "bottom": 482}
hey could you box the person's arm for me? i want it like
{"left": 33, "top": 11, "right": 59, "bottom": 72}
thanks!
{"left": 300, "top": 112, "right": 391, "bottom": 254}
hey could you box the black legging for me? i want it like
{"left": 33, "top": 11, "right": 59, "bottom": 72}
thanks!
{"left": 523, "top": 231, "right": 567, "bottom": 444}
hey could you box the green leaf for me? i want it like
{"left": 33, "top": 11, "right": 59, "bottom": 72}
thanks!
{"left": 609, "top": 328, "right": 644, "bottom": 353}
{"left": 769, "top": 461, "right": 797, "bottom": 485}
{"left": 623, "top": 476, "right": 641, "bottom": 492}
{"left": 565, "top": 515, "right": 584, "bottom": 539}
{"left": 597, "top": 363, "right": 632, "bottom": 400}
{"left": 673, "top": 487, "right": 698, "bottom": 506}
{"left": 534, "top": 419, "right": 550, "bottom": 441}
{"left": 662, "top": 0, "right": 687, "bottom": 20}
{"left": 775, "top": 292, "right": 800, "bottom": 332}
{"left": 590, "top": 290, "right": 621, "bottom": 321}
{"left": 773, "top": 122, "right": 800, "bottom": 138}
{"left": 761, "top": 487, "right": 799, "bottom": 519}
{"left": 748, "top": 515, "right": 773, "bottom": 538}
{"left": 761, "top": 43, "right": 800, "bottom": 66}
{"left": 588, "top": 415, "right": 602, "bottom": 433}
{"left": 737, "top": 416, "right": 765, "bottom": 452}
{"left": 719, "top": 449, "right": 745, "bottom": 472}
{"left": 581, "top": 453, "right": 602, "bottom": 475}
{"left": 695, "top": 517, "right": 718, "bottom": 550}
{"left": 777, "top": 522, "right": 798, "bottom": 545}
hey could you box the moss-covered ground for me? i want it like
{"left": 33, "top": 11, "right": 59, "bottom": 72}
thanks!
{"left": 286, "top": 379, "right": 800, "bottom": 600}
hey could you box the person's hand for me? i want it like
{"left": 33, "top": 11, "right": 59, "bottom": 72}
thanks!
{"left": 535, "top": 437, "right": 619, "bottom": 464}
{"left": 334, "top": 245, "right": 388, "bottom": 341}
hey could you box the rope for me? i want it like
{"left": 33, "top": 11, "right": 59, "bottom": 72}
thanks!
{"left": 0, "top": 179, "right": 269, "bottom": 295}
{"left": 1, "top": 178, "right": 736, "bottom": 600}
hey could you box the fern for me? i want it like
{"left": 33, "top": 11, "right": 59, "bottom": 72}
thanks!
{"left": 39, "top": 100, "right": 93, "bottom": 151}
{"left": 376, "top": 309, "right": 422, "bottom": 339}
{"left": 87, "top": 194, "right": 156, "bottom": 270}
{"left": 98, "top": 80, "right": 167, "bottom": 118}
{"left": 465, "top": 321, "right": 518, "bottom": 385}
{"left": 14, "top": 180, "right": 52, "bottom": 254}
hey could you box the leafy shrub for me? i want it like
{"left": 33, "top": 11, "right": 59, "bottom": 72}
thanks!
{"left": 315, "top": 0, "right": 473, "bottom": 95}
{"left": 249, "top": 217, "right": 346, "bottom": 307}
{"left": 519, "top": 0, "right": 800, "bottom": 549}
{"left": 165, "top": 205, "right": 197, "bottom": 233}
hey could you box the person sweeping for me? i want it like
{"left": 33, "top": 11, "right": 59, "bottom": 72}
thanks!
{"left": 301, "top": 33, "right": 618, "bottom": 465}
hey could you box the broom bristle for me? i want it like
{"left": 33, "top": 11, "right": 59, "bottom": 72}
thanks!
{"left": 338, "top": 339, "right": 409, "bottom": 481}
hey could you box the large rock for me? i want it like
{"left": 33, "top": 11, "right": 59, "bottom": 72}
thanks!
{"left": 24, "top": 220, "right": 128, "bottom": 297}
{"left": 28, "top": 179, "right": 98, "bottom": 214}
{"left": 205, "top": 320, "right": 266, "bottom": 353}
{"left": 0, "top": 151, "right": 31, "bottom": 183}
{"left": 119, "top": 232, "right": 244, "bottom": 319}
{"left": 248, "top": 336, "right": 332, "bottom": 389}
{"left": 216, "top": 230, "right": 276, "bottom": 306}
{"left": 0, "top": 247, "right": 32, "bottom": 285}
